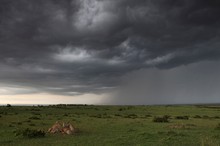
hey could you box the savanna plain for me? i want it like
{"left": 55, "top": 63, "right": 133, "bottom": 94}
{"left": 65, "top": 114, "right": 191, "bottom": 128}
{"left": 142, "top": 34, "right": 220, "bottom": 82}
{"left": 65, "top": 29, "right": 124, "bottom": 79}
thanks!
{"left": 0, "top": 104, "right": 220, "bottom": 146}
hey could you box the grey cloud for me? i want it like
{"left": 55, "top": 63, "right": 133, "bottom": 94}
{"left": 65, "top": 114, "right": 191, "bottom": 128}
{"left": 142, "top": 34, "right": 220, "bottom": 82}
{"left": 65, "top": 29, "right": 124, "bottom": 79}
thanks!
{"left": 0, "top": 0, "right": 220, "bottom": 102}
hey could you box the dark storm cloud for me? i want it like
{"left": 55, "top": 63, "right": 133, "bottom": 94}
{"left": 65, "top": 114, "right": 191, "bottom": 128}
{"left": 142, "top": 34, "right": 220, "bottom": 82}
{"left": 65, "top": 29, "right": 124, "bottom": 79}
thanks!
{"left": 0, "top": 0, "right": 220, "bottom": 97}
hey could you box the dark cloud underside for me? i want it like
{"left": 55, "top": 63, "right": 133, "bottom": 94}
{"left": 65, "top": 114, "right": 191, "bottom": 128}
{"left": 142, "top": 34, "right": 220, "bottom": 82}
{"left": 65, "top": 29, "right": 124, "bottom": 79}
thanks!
{"left": 0, "top": 0, "right": 220, "bottom": 100}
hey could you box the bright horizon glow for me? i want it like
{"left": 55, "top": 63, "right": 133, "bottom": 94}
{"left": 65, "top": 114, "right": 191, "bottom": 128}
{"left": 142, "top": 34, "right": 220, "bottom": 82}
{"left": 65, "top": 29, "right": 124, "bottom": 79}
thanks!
{"left": 0, "top": 93, "right": 110, "bottom": 105}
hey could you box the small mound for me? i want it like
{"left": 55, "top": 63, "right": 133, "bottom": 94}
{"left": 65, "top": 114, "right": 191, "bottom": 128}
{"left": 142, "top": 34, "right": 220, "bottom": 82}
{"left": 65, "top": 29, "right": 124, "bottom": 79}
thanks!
{"left": 48, "top": 121, "right": 78, "bottom": 135}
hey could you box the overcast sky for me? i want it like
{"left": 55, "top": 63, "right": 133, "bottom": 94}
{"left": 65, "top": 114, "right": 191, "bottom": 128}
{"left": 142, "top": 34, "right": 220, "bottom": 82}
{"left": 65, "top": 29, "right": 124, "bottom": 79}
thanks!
{"left": 0, "top": 0, "right": 220, "bottom": 105}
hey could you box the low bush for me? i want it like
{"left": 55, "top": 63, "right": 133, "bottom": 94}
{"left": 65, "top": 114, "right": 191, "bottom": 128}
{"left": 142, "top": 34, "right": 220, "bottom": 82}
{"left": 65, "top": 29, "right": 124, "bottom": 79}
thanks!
{"left": 175, "top": 116, "right": 189, "bottom": 120}
{"left": 153, "top": 115, "right": 170, "bottom": 123}
{"left": 145, "top": 114, "right": 152, "bottom": 118}
{"left": 15, "top": 128, "right": 45, "bottom": 138}
{"left": 193, "top": 115, "right": 201, "bottom": 118}
{"left": 118, "top": 108, "right": 124, "bottom": 111}
{"left": 63, "top": 113, "right": 69, "bottom": 117}
{"left": 29, "top": 123, "right": 36, "bottom": 126}
{"left": 17, "top": 122, "right": 22, "bottom": 125}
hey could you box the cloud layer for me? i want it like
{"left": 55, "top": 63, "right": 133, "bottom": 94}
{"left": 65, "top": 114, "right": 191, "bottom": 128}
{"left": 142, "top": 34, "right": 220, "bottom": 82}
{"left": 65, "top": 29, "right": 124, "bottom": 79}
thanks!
{"left": 0, "top": 0, "right": 220, "bottom": 104}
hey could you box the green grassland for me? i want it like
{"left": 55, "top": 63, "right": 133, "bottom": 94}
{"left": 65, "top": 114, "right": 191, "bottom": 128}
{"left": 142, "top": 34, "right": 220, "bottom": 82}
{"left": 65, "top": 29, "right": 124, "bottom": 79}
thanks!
{"left": 0, "top": 105, "right": 220, "bottom": 146}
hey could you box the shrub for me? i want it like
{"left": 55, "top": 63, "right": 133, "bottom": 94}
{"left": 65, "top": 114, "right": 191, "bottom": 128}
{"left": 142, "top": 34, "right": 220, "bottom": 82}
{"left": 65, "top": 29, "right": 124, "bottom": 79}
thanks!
{"left": 145, "top": 114, "right": 152, "bottom": 118}
{"left": 94, "top": 108, "right": 99, "bottom": 110}
{"left": 163, "top": 115, "right": 171, "bottom": 119}
{"left": 29, "top": 123, "right": 36, "bottom": 126}
{"left": 175, "top": 116, "right": 189, "bottom": 120}
{"left": 17, "top": 122, "right": 22, "bottom": 125}
{"left": 114, "top": 114, "right": 122, "bottom": 117}
{"left": 15, "top": 128, "right": 45, "bottom": 138}
{"left": 118, "top": 108, "right": 124, "bottom": 111}
{"left": 63, "top": 113, "right": 68, "bottom": 117}
{"left": 193, "top": 115, "right": 201, "bottom": 118}
{"left": 153, "top": 115, "right": 170, "bottom": 123}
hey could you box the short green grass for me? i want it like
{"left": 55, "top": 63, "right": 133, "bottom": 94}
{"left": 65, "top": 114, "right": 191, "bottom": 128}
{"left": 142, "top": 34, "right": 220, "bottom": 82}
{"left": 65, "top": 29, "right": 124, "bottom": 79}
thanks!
{"left": 0, "top": 105, "right": 220, "bottom": 146}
